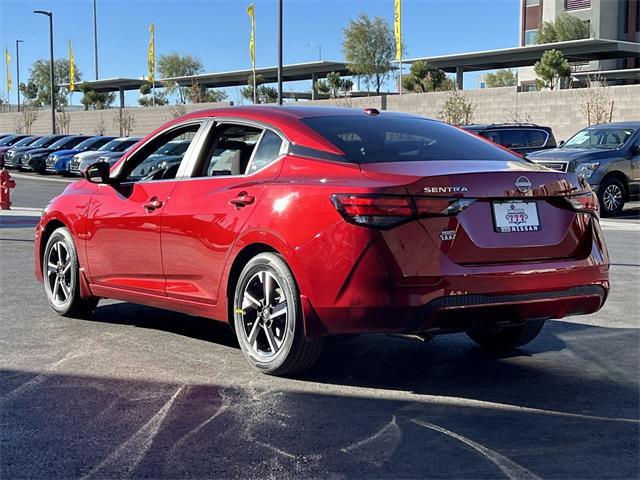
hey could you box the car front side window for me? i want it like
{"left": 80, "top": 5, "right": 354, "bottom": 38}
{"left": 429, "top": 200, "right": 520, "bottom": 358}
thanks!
{"left": 119, "top": 124, "right": 202, "bottom": 183}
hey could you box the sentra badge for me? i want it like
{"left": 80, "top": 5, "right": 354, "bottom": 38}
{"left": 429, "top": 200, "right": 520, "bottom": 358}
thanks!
{"left": 424, "top": 186, "right": 469, "bottom": 194}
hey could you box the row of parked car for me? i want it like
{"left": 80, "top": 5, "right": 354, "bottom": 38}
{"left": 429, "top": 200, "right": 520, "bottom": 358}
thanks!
{"left": 0, "top": 134, "right": 141, "bottom": 176}
{"left": 1, "top": 120, "right": 638, "bottom": 216}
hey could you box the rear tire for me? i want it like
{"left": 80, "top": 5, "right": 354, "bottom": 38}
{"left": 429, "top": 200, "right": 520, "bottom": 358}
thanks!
{"left": 43, "top": 227, "right": 98, "bottom": 318}
{"left": 466, "top": 319, "right": 546, "bottom": 350}
{"left": 233, "top": 253, "right": 323, "bottom": 376}
{"left": 598, "top": 177, "right": 625, "bottom": 217}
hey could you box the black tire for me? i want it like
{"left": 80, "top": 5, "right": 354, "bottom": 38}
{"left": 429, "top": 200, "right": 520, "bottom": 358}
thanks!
{"left": 43, "top": 227, "right": 98, "bottom": 318}
{"left": 466, "top": 319, "right": 546, "bottom": 350}
{"left": 598, "top": 177, "right": 625, "bottom": 217}
{"left": 233, "top": 252, "right": 323, "bottom": 376}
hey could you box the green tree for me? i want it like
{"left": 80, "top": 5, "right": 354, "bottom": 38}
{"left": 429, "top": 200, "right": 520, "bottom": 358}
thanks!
{"left": 342, "top": 14, "right": 395, "bottom": 93}
{"left": 138, "top": 83, "right": 169, "bottom": 106}
{"left": 78, "top": 83, "right": 116, "bottom": 110}
{"left": 538, "top": 12, "right": 590, "bottom": 43}
{"left": 484, "top": 69, "right": 517, "bottom": 88}
{"left": 402, "top": 61, "right": 454, "bottom": 93}
{"left": 534, "top": 49, "right": 571, "bottom": 90}
{"left": 241, "top": 74, "right": 278, "bottom": 104}
{"left": 157, "top": 53, "right": 204, "bottom": 104}
{"left": 21, "top": 58, "right": 81, "bottom": 109}
{"left": 315, "top": 71, "right": 353, "bottom": 98}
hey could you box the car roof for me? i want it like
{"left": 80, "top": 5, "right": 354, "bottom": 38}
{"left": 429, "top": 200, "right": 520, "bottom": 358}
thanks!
{"left": 462, "top": 123, "right": 550, "bottom": 130}
{"left": 586, "top": 121, "right": 640, "bottom": 129}
{"left": 167, "top": 106, "right": 435, "bottom": 155}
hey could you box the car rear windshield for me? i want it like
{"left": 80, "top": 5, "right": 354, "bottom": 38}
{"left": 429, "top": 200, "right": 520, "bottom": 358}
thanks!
{"left": 301, "top": 115, "right": 522, "bottom": 163}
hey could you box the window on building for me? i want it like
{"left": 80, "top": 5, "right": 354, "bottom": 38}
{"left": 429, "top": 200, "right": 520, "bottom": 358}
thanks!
{"left": 526, "top": 0, "right": 540, "bottom": 6}
{"left": 565, "top": 0, "right": 591, "bottom": 10}
{"left": 525, "top": 29, "right": 538, "bottom": 45}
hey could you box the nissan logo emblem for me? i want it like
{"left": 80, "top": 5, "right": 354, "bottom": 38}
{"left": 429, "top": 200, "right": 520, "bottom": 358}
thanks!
{"left": 515, "top": 176, "right": 532, "bottom": 193}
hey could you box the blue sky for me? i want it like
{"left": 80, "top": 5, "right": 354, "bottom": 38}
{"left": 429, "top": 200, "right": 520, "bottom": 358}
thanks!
{"left": 1, "top": 0, "right": 520, "bottom": 105}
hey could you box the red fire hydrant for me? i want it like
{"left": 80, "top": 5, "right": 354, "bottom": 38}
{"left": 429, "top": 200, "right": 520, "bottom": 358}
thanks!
{"left": 0, "top": 169, "right": 16, "bottom": 210}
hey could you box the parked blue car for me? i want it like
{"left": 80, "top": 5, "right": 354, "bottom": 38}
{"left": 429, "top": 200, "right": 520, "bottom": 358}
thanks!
{"left": 46, "top": 135, "right": 116, "bottom": 174}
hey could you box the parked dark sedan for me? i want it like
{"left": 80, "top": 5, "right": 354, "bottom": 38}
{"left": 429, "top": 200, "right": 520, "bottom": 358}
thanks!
{"left": 527, "top": 122, "right": 640, "bottom": 216}
{"left": 0, "top": 135, "right": 40, "bottom": 167}
{"left": 462, "top": 123, "right": 557, "bottom": 155}
{"left": 24, "top": 135, "right": 93, "bottom": 173}
{"left": 4, "top": 135, "right": 70, "bottom": 169}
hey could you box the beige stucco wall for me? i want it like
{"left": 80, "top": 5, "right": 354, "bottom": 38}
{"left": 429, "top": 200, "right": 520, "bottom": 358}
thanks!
{"left": 1, "top": 85, "right": 638, "bottom": 143}
{"left": 0, "top": 101, "right": 231, "bottom": 138}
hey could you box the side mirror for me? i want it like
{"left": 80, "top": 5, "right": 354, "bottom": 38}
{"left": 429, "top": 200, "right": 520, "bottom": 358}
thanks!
{"left": 558, "top": 140, "right": 565, "bottom": 147}
{"left": 83, "top": 161, "right": 111, "bottom": 184}
{"left": 629, "top": 145, "right": 640, "bottom": 157}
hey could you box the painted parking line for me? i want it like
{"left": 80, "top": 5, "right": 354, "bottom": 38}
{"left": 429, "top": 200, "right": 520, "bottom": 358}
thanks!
{"left": 9, "top": 172, "right": 77, "bottom": 184}
{"left": 599, "top": 220, "right": 640, "bottom": 232}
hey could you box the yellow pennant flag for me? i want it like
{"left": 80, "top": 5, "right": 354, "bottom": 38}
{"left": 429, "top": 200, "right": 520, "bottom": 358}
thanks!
{"left": 68, "top": 39, "right": 75, "bottom": 92}
{"left": 5, "top": 47, "right": 11, "bottom": 94}
{"left": 247, "top": 3, "right": 255, "bottom": 67}
{"left": 148, "top": 23, "right": 155, "bottom": 83}
{"left": 394, "top": 0, "right": 402, "bottom": 61}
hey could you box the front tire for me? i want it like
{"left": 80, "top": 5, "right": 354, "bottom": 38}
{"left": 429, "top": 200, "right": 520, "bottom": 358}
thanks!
{"left": 598, "top": 177, "right": 625, "bottom": 217}
{"left": 43, "top": 227, "right": 98, "bottom": 318}
{"left": 233, "top": 253, "right": 323, "bottom": 376}
{"left": 466, "top": 319, "right": 546, "bottom": 350}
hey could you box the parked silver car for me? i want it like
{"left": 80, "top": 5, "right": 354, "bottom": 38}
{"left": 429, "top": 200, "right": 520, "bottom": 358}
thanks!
{"left": 69, "top": 137, "right": 140, "bottom": 175}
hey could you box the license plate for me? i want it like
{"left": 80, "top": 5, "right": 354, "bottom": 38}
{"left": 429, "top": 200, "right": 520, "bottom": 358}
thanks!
{"left": 492, "top": 200, "right": 540, "bottom": 233}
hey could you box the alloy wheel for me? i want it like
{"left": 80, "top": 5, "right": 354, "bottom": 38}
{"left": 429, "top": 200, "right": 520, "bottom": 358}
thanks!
{"left": 239, "top": 270, "right": 288, "bottom": 359}
{"left": 45, "top": 240, "right": 73, "bottom": 308}
{"left": 602, "top": 184, "right": 622, "bottom": 213}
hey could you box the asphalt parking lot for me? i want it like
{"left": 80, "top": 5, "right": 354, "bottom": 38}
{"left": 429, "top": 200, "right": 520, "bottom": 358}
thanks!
{"left": 1, "top": 173, "right": 639, "bottom": 479}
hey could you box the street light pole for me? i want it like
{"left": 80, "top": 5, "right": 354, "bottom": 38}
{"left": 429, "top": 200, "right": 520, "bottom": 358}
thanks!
{"left": 93, "top": 0, "right": 99, "bottom": 79}
{"left": 305, "top": 42, "right": 321, "bottom": 62}
{"left": 34, "top": 10, "right": 56, "bottom": 134}
{"left": 277, "top": 0, "right": 283, "bottom": 105}
{"left": 15, "top": 40, "right": 23, "bottom": 113}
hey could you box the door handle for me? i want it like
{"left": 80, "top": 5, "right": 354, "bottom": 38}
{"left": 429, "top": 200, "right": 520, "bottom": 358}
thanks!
{"left": 143, "top": 197, "right": 164, "bottom": 212}
{"left": 229, "top": 192, "right": 255, "bottom": 208}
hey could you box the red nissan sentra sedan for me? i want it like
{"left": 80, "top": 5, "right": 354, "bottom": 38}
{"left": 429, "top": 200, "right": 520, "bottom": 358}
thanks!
{"left": 35, "top": 107, "right": 609, "bottom": 375}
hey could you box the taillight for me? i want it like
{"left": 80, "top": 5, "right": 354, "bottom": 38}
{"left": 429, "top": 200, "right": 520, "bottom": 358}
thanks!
{"left": 331, "top": 194, "right": 413, "bottom": 229}
{"left": 331, "top": 194, "right": 475, "bottom": 229}
{"left": 564, "top": 191, "right": 599, "bottom": 217}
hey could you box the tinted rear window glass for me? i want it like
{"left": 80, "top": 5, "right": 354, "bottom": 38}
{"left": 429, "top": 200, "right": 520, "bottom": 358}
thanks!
{"left": 498, "top": 129, "right": 529, "bottom": 149}
{"left": 526, "top": 130, "right": 548, "bottom": 147}
{"left": 301, "top": 115, "right": 521, "bottom": 163}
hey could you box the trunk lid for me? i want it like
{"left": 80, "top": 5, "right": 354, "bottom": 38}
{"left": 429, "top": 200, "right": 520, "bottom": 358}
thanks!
{"left": 360, "top": 160, "right": 594, "bottom": 265}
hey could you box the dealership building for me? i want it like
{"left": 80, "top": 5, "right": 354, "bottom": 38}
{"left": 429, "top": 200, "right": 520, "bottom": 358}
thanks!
{"left": 517, "top": 0, "right": 639, "bottom": 89}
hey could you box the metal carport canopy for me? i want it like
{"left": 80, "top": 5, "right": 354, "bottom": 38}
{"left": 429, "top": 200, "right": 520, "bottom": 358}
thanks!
{"left": 162, "top": 60, "right": 349, "bottom": 88}
{"left": 403, "top": 39, "right": 640, "bottom": 72}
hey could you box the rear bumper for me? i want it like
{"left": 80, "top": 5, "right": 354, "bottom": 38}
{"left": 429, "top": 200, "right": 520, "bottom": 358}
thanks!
{"left": 299, "top": 217, "right": 610, "bottom": 337}
{"left": 404, "top": 285, "right": 606, "bottom": 333}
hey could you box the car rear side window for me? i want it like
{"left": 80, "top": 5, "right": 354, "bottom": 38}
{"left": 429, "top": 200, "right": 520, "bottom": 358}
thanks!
{"left": 198, "top": 124, "right": 263, "bottom": 177}
{"left": 246, "top": 131, "right": 283, "bottom": 174}
{"left": 526, "top": 130, "right": 548, "bottom": 147}
{"left": 498, "top": 129, "right": 529, "bottom": 149}
{"left": 301, "top": 115, "right": 521, "bottom": 163}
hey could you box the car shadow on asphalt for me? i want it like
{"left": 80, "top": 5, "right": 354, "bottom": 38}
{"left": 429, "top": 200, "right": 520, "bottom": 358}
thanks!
{"left": 1, "top": 319, "right": 638, "bottom": 479}
{"left": 91, "top": 301, "right": 240, "bottom": 349}
{"left": 88, "top": 301, "right": 638, "bottom": 420}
